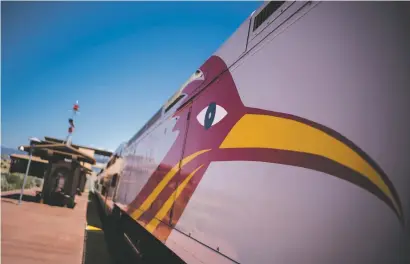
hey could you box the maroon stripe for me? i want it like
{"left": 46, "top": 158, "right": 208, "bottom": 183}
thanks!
{"left": 152, "top": 165, "right": 209, "bottom": 241}
{"left": 247, "top": 107, "right": 403, "bottom": 219}
{"left": 124, "top": 141, "right": 185, "bottom": 215}
{"left": 137, "top": 163, "right": 206, "bottom": 225}
{"left": 153, "top": 148, "right": 403, "bottom": 241}
{"left": 213, "top": 148, "right": 403, "bottom": 225}
{"left": 133, "top": 152, "right": 214, "bottom": 224}
{"left": 124, "top": 106, "right": 193, "bottom": 215}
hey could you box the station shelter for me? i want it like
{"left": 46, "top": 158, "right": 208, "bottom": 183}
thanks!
{"left": 17, "top": 136, "right": 112, "bottom": 207}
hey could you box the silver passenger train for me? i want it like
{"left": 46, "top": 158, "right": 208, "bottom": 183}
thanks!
{"left": 95, "top": 1, "right": 410, "bottom": 263}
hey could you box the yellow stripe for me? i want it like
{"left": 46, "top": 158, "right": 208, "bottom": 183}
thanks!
{"left": 86, "top": 225, "right": 102, "bottom": 231}
{"left": 145, "top": 165, "right": 204, "bottom": 233}
{"left": 130, "top": 149, "right": 210, "bottom": 220}
{"left": 220, "top": 114, "right": 400, "bottom": 216}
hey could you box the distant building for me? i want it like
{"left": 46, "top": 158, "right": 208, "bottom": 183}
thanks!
{"left": 9, "top": 154, "right": 48, "bottom": 178}
{"left": 43, "top": 136, "right": 112, "bottom": 176}
{"left": 10, "top": 136, "right": 113, "bottom": 185}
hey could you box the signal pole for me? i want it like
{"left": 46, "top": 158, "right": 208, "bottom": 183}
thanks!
{"left": 65, "top": 101, "right": 80, "bottom": 146}
{"left": 18, "top": 137, "right": 41, "bottom": 205}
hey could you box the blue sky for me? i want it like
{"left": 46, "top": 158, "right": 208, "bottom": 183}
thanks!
{"left": 1, "top": 1, "right": 261, "bottom": 152}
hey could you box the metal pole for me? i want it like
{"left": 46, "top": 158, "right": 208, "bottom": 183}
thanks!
{"left": 18, "top": 146, "right": 33, "bottom": 205}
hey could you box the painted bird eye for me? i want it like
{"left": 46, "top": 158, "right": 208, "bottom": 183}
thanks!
{"left": 196, "top": 102, "right": 227, "bottom": 130}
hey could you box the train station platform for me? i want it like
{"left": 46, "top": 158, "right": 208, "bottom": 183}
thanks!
{"left": 1, "top": 188, "right": 114, "bottom": 264}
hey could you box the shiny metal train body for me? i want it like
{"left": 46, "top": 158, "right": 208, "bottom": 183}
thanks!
{"left": 95, "top": 1, "right": 410, "bottom": 263}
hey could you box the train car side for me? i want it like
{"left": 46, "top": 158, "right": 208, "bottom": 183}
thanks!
{"left": 99, "top": 1, "right": 410, "bottom": 264}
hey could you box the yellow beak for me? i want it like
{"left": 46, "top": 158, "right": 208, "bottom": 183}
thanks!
{"left": 220, "top": 114, "right": 402, "bottom": 220}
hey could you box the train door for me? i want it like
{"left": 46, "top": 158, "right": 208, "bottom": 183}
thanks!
{"left": 111, "top": 173, "right": 120, "bottom": 203}
{"left": 127, "top": 103, "right": 195, "bottom": 242}
{"left": 104, "top": 173, "right": 119, "bottom": 214}
{"left": 112, "top": 143, "right": 126, "bottom": 205}
{"left": 118, "top": 96, "right": 192, "bottom": 226}
{"left": 162, "top": 66, "right": 245, "bottom": 253}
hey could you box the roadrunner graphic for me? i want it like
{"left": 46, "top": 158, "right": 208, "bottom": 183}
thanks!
{"left": 125, "top": 56, "right": 403, "bottom": 242}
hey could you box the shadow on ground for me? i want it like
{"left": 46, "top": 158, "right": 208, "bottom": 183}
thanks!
{"left": 1, "top": 192, "right": 77, "bottom": 209}
{"left": 85, "top": 192, "right": 143, "bottom": 264}
{"left": 1, "top": 193, "right": 38, "bottom": 203}
{"left": 84, "top": 192, "right": 113, "bottom": 264}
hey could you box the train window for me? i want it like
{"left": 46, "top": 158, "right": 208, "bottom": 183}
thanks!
{"left": 165, "top": 94, "right": 185, "bottom": 113}
{"left": 163, "top": 69, "right": 204, "bottom": 114}
{"left": 194, "top": 69, "right": 204, "bottom": 79}
{"left": 253, "top": 1, "right": 285, "bottom": 31}
{"left": 111, "top": 174, "right": 118, "bottom": 187}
